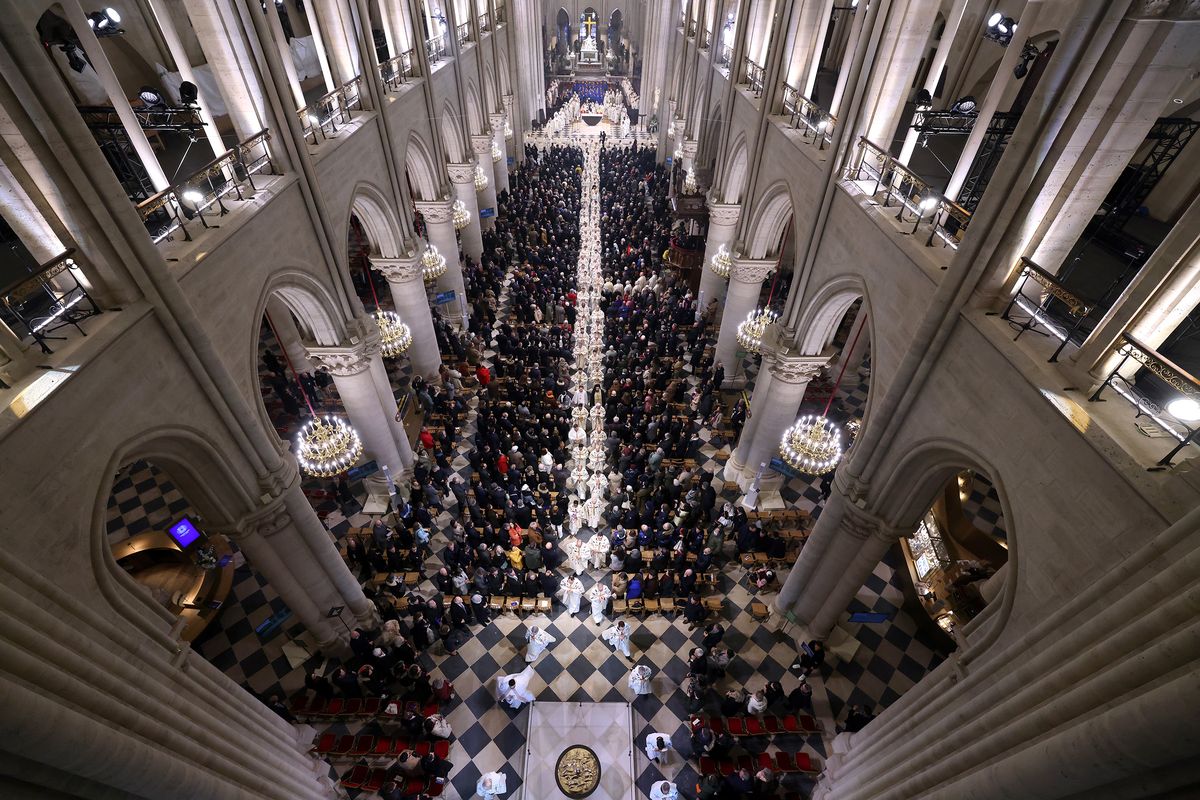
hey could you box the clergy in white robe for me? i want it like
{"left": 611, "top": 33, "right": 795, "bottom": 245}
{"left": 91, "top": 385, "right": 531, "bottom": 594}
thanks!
{"left": 628, "top": 664, "right": 652, "bottom": 696}
{"left": 649, "top": 780, "right": 679, "bottom": 800}
{"left": 562, "top": 537, "right": 587, "bottom": 575}
{"left": 587, "top": 532, "right": 610, "bottom": 570}
{"left": 602, "top": 620, "right": 633, "bottom": 658}
{"left": 477, "top": 771, "right": 508, "bottom": 800}
{"left": 644, "top": 732, "right": 673, "bottom": 762}
{"left": 586, "top": 583, "right": 611, "bottom": 623}
{"left": 496, "top": 668, "right": 535, "bottom": 708}
{"left": 524, "top": 625, "right": 556, "bottom": 662}
{"left": 560, "top": 575, "right": 584, "bottom": 615}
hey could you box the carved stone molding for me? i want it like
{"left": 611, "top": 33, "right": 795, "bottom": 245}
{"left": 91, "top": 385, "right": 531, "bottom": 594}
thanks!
{"left": 681, "top": 139, "right": 699, "bottom": 158}
{"left": 414, "top": 198, "right": 454, "bottom": 223}
{"left": 770, "top": 354, "right": 827, "bottom": 385}
{"left": 308, "top": 328, "right": 381, "bottom": 376}
{"left": 841, "top": 501, "right": 906, "bottom": 544}
{"left": 707, "top": 202, "right": 742, "bottom": 227}
{"left": 489, "top": 112, "right": 507, "bottom": 129}
{"left": 730, "top": 257, "right": 776, "bottom": 284}
{"left": 470, "top": 134, "right": 494, "bottom": 154}
{"left": 446, "top": 162, "right": 476, "bottom": 184}
{"left": 237, "top": 501, "right": 292, "bottom": 539}
{"left": 370, "top": 255, "right": 423, "bottom": 283}
{"left": 502, "top": 94, "right": 514, "bottom": 111}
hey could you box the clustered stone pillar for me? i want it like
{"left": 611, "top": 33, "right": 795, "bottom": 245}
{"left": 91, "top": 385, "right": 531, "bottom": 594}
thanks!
{"left": 471, "top": 134, "right": 500, "bottom": 229}
{"left": 697, "top": 202, "right": 741, "bottom": 317}
{"left": 370, "top": 254, "right": 441, "bottom": 379}
{"left": 490, "top": 112, "right": 511, "bottom": 193}
{"left": 775, "top": 486, "right": 901, "bottom": 638}
{"left": 726, "top": 352, "right": 826, "bottom": 490}
{"left": 681, "top": 138, "right": 698, "bottom": 172}
{"left": 308, "top": 325, "right": 414, "bottom": 477}
{"left": 714, "top": 257, "right": 774, "bottom": 385}
{"left": 414, "top": 198, "right": 467, "bottom": 323}
{"left": 447, "top": 163, "right": 485, "bottom": 261}
{"left": 266, "top": 297, "right": 316, "bottom": 375}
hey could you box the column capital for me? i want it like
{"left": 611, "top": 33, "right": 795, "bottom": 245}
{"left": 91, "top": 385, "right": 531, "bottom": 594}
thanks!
{"left": 502, "top": 94, "right": 514, "bottom": 111}
{"left": 841, "top": 500, "right": 907, "bottom": 544}
{"left": 730, "top": 257, "right": 776, "bottom": 284}
{"left": 470, "top": 134, "right": 494, "bottom": 155}
{"left": 370, "top": 254, "right": 423, "bottom": 283}
{"left": 681, "top": 139, "right": 699, "bottom": 158}
{"left": 446, "top": 162, "right": 476, "bottom": 184}
{"left": 489, "top": 112, "right": 507, "bottom": 128}
{"left": 707, "top": 201, "right": 742, "bottom": 226}
{"left": 414, "top": 198, "right": 454, "bottom": 222}
{"left": 769, "top": 353, "right": 828, "bottom": 384}
{"left": 308, "top": 328, "right": 382, "bottom": 376}
{"left": 236, "top": 498, "right": 293, "bottom": 539}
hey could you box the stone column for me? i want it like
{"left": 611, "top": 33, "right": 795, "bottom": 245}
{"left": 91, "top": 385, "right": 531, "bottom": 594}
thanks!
{"left": 681, "top": 138, "right": 699, "bottom": 172}
{"left": 266, "top": 297, "right": 316, "bottom": 375}
{"left": 308, "top": 330, "right": 407, "bottom": 478}
{"left": 944, "top": 2, "right": 1044, "bottom": 201}
{"left": 371, "top": 254, "right": 441, "bottom": 379}
{"left": 831, "top": 308, "right": 870, "bottom": 392}
{"left": 715, "top": 257, "right": 774, "bottom": 384}
{"left": 447, "top": 163, "right": 485, "bottom": 261}
{"left": 727, "top": 353, "right": 827, "bottom": 490}
{"left": 491, "top": 112, "right": 511, "bottom": 194}
{"left": 183, "top": 0, "right": 270, "bottom": 140}
{"left": 414, "top": 198, "right": 466, "bottom": 322}
{"left": 312, "top": 0, "right": 361, "bottom": 86}
{"left": 697, "top": 202, "right": 741, "bottom": 317}
{"left": 897, "top": 0, "right": 972, "bottom": 165}
{"left": 857, "top": 0, "right": 943, "bottom": 149}
{"left": 776, "top": 490, "right": 900, "bottom": 638}
{"left": 829, "top": 0, "right": 869, "bottom": 116}
{"left": 471, "top": 134, "right": 500, "bottom": 230}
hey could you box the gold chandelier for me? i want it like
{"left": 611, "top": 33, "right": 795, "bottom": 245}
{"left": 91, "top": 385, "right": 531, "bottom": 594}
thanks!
{"left": 374, "top": 309, "right": 412, "bottom": 358}
{"left": 474, "top": 164, "right": 489, "bottom": 191}
{"left": 452, "top": 199, "right": 471, "bottom": 230}
{"left": 709, "top": 243, "right": 732, "bottom": 278}
{"left": 780, "top": 414, "right": 844, "bottom": 475}
{"left": 504, "top": 120, "right": 513, "bottom": 140}
{"left": 736, "top": 308, "right": 778, "bottom": 354}
{"left": 491, "top": 141, "right": 503, "bottom": 163}
{"left": 421, "top": 244, "right": 448, "bottom": 282}
{"left": 296, "top": 415, "right": 364, "bottom": 477}
{"left": 683, "top": 168, "right": 698, "bottom": 194}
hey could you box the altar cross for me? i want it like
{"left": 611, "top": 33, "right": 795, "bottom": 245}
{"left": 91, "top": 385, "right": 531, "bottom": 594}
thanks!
{"left": 581, "top": 13, "right": 597, "bottom": 38}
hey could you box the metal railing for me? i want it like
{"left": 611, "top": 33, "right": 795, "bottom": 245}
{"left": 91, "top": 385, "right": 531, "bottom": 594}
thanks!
{"left": 744, "top": 58, "right": 764, "bottom": 97}
{"left": 137, "top": 130, "right": 273, "bottom": 245}
{"left": 456, "top": 22, "right": 471, "bottom": 45}
{"left": 781, "top": 83, "right": 836, "bottom": 148}
{"left": 719, "top": 44, "right": 733, "bottom": 69}
{"left": 379, "top": 50, "right": 415, "bottom": 90}
{"left": 0, "top": 250, "right": 102, "bottom": 354}
{"left": 426, "top": 35, "right": 447, "bottom": 63}
{"left": 848, "top": 137, "right": 971, "bottom": 249}
{"left": 1089, "top": 332, "right": 1200, "bottom": 466}
{"left": 478, "top": 11, "right": 490, "bottom": 32}
{"left": 297, "top": 77, "right": 363, "bottom": 144}
{"left": 1000, "top": 257, "right": 1096, "bottom": 362}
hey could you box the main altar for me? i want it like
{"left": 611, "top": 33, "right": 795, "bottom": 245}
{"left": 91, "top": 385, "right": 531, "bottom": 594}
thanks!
{"left": 523, "top": 702, "right": 635, "bottom": 800}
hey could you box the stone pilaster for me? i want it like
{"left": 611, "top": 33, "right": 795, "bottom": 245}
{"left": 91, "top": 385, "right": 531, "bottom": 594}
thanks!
{"left": 413, "top": 197, "right": 466, "bottom": 318}
{"left": 471, "top": 134, "right": 500, "bottom": 230}
{"left": 370, "top": 253, "right": 441, "bottom": 378}
{"left": 447, "top": 162, "right": 485, "bottom": 260}
{"left": 697, "top": 201, "right": 742, "bottom": 318}
{"left": 714, "top": 256, "right": 775, "bottom": 382}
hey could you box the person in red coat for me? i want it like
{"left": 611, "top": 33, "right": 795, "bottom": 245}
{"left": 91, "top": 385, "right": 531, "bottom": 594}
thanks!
{"left": 476, "top": 364, "right": 491, "bottom": 386}
{"left": 497, "top": 452, "right": 509, "bottom": 475}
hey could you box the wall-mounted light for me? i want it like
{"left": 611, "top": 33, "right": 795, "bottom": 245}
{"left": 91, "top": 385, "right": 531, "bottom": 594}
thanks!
{"left": 984, "top": 12, "right": 1016, "bottom": 46}
{"left": 87, "top": 7, "right": 124, "bottom": 37}
{"left": 950, "top": 96, "right": 977, "bottom": 115}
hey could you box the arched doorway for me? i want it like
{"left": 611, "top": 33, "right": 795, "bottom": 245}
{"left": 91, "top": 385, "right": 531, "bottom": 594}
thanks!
{"left": 556, "top": 7, "right": 571, "bottom": 56}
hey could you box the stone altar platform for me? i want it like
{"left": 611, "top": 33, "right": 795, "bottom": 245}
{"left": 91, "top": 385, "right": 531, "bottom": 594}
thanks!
{"left": 523, "top": 701, "right": 635, "bottom": 800}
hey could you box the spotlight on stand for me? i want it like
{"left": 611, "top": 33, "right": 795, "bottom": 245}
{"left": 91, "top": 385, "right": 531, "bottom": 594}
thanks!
{"left": 87, "top": 7, "right": 123, "bottom": 36}
{"left": 1167, "top": 397, "right": 1200, "bottom": 423}
{"left": 1013, "top": 42, "right": 1040, "bottom": 79}
{"left": 984, "top": 12, "right": 1016, "bottom": 46}
{"left": 179, "top": 80, "right": 199, "bottom": 105}
{"left": 138, "top": 86, "right": 166, "bottom": 108}
{"left": 950, "top": 95, "right": 977, "bottom": 115}
{"left": 914, "top": 88, "right": 933, "bottom": 108}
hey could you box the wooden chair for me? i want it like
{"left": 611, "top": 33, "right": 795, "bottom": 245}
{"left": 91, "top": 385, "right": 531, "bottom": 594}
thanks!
{"left": 643, "top": 598, "right": 660, "bottom": 614}
{"left": 391, "top": 596, "right": 410, "bottom": 613}
{"left": 749, "top": 601, "right": 770, "bottom": 621}
{"left": 488, "top": 596, "right": 504, "bottom": 613}
{"left": 612, "top": 598, "right": 628, "bottom": 615}
{"left": 506, "top": 596, "right": 522, "bottom": 613}
{"left": 702, "top": 597, "right": 723, "bottom": 616}
{"left": 659, "top": 597, "right": 677, "bottom": 616}
{"left": 536, "top": 597, "right": 552, "bottom": 614}
{"left": 628, "top": 598, "right": 645, "bottom": 614}
{"left": 404, "top": 572, "right": 421, "bottom": 586}
{"left": 520, "top": 597, "right": 536, "bottom": 614}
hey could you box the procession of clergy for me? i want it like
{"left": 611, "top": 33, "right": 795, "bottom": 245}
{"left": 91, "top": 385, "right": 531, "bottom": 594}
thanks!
{"left": 464, "top": 109, "right": 725, "bottom": 800}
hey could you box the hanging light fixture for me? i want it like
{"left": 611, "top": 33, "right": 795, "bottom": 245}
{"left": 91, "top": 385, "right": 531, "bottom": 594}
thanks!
{"left": 266, "top": 312, "right": 363, "bottom": 478}
{"left": 491, "top": 141, "right": 503, "bottom": 163}
{"left": 375, "top": 310, "right": 412, "bottom": 357}
{"left": 421, "top": 244, "right": 448, "bottom": 282}
{"left": 777, "top": 313, "right": 868, "bottom": 475}
{"left": 709, "top": 243, "right": 732, "bottom": 278}
{"left": 295, "top": 415, "right": 364, "bottom": 477}
{"left": 474, "top": 164, "right": 489, "bottom": 191}
{"left": 780, "top": 415, "right": 844, "bottom": 474}
{"left": 504, "top": 120, "right": 513, "bottom": 140}
{"left": 451, "top": 199, "right": 471, "bottom": 230}
{"left": 736, "top": 308, "right": 778, "bottom": 354}
{"left": 683, "top": 168, "right": 698, "bottom": 194}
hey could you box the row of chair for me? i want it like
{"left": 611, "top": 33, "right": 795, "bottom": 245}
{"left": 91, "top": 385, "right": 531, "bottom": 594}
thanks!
{"left": 315, "top": 733, "right": 450, "bottom": 763}
{"left": 290, "top": 696, "right": 438, "bottom": 723}
{"left": 695, "top": 713, "right": 823, "bottom": 736}
{"left": 340, "top": 765, "right": 445, "bottom": 796}
{"left": 698, "top": 750, "right": 822, "bottom": 777}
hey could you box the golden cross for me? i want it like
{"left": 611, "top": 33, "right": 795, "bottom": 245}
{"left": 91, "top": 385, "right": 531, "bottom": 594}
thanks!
{"left": 582, "top": 14, "right": 596, "bottom": 37}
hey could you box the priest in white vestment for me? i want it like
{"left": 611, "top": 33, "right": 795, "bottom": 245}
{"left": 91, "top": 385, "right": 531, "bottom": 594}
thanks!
{"left": 562, "top": 536, "right": 587, "bottom": 575}
{"left": 496, "top": 668, "right": 535, "bottom": 709}
{"left": 477, "top": 771, "right": 508, "bottom": 800}
{"left": 628, "top": 664, "right": 652, "bottom": 696}
{"left": 586, "top": 582, "right": 611, "bottom": 623}
{"left": 587, "top": 531, "right": 610, "bottom": 569}
{"left": 602, "top": 620, "right": 633, "bottom": 658}
{"left": 524, "top": 625, "right": 556, "bottom": 662}
{"left": 560, "top": 575, "right": 584, "bottom": 614}
{"left": 649, "top": 780, "right": 679, "bottom": 800}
